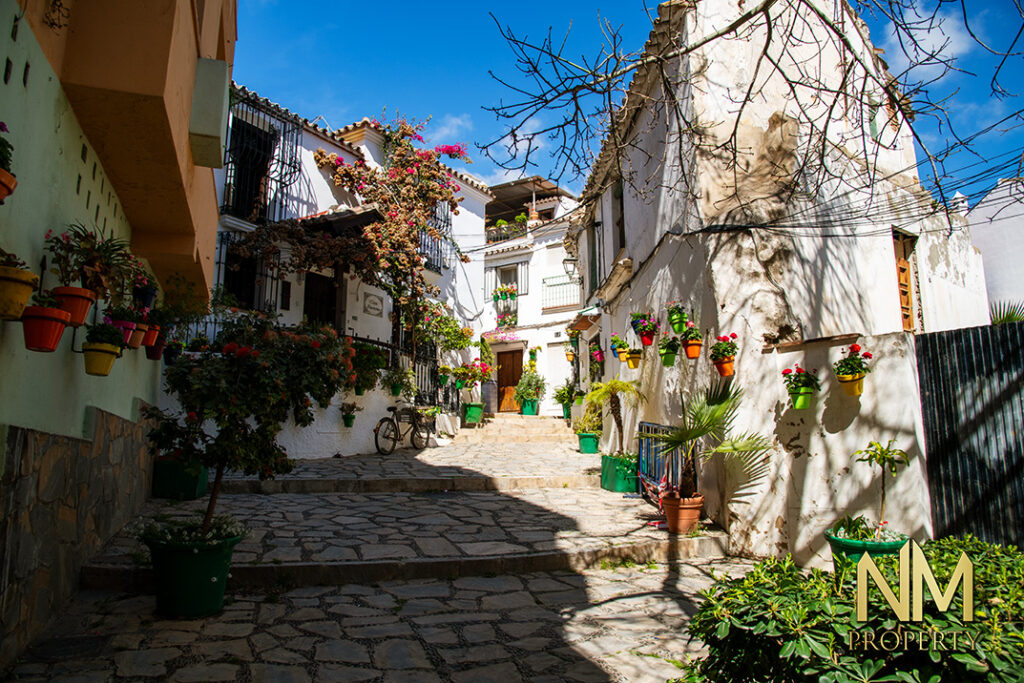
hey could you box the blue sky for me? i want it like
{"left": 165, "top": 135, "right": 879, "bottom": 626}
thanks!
{"left": 234, "top": 2, "right": 1024, "bottom": 203}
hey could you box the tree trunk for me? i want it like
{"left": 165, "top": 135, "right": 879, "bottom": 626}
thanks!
{"left": 202, "top": 463, "right": 226, "bottom": 534}
{"left": 610, "top": 393, "right": 623, "bottom": 454}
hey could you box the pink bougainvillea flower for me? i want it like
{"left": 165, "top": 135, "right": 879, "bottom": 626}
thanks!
{"left": 686, "top": 321, "right": 695, "bottom": 328}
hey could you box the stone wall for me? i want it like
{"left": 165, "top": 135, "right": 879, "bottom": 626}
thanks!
{"left": 0, "top": 407, "right": 153, "bottom": 668}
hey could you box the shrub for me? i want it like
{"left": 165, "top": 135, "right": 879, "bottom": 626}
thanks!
{"left": 514, "top": 369, "right": 546, "bottom": 403}
{"left": 85, "top": 322, "right": 125, "bottom": 347}
{"left": 678, "top": 536, "right": 1024, "bottom": 683}
{"left": 572, "top": 402, "right": 603, "bottom": 436}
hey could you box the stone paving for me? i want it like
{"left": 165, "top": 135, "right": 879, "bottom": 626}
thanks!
{"left": 8, "top": 559, "right": 754, "bottom": 682}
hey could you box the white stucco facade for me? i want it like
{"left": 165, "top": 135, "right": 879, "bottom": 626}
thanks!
{"left": 967, "top": 178, "right": 1024, "bottom": 305}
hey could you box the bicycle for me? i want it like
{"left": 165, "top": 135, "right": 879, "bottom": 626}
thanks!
{"left": 373, "top": 403, "right": 432, "bottom": 454}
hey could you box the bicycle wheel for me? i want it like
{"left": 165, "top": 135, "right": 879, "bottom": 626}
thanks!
{"left": 374, "top": 418, "right": 399, "bottom": 455}
{"left": 410, "top": 422, "right": 429, "bottom": 450}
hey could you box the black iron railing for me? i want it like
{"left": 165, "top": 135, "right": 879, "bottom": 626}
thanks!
{"left": 486, "top": 223, "right": 527, "bottom": 244}
{"left": 420, "top": 203, "right": 453, "bottom": 273}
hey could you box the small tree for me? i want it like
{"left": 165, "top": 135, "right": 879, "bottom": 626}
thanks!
{"left": 585, "top": 376, "right": 646, "bottom": 454}
{"left": 853, "top": 439, "right": 908, "bottom": 524}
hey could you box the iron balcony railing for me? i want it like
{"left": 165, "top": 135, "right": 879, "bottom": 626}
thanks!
{"left": 637, "top": 422, "right": 696, "bottom": 506}
{"left": 486, "top": 223, "right": 527, "bottom": 244}
{"left": 420, "top": 203, "right": 454, "bottom": 273}
{"left": 542, "top": 275, "right": 580, "bottom": 309}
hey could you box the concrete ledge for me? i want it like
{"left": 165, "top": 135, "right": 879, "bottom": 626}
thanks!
{"left": 220, "top": 474, "right": 600, "bottom": 494}
{"left": 80, "top": 532, "right": 729, "bottom": 593}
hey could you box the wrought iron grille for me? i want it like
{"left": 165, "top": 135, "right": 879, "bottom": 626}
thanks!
{"left": 486, "top": 223, "right": 528, "bottom": 244}
{"left": 215, "top": 231, "right": 280, "bottom": 314}
{"left": 541, "top": 275, "right": 580, "bottom": 309}
{"left": 421, "top": 203, "right": 453, "bottom": 273}
{"left": 636, "top": 422, "right": 696, "bottom": 506}
{"left": 221, "top": 87, "right": 303, "bottom": 224}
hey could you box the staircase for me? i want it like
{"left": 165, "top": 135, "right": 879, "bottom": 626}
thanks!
{"left": 454, "top": 412, "right": 577, "bottom": 445}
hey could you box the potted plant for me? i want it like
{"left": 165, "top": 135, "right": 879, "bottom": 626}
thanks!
{"left": 584, "top": 377, "right": 646, "bottom": 455}
{"left": 21, "top": 290, "right": 71, "bottom": 352}
{"left": 163, "top": 337, "right": 185, "bottom": 366}
{"left": 624, "top": 348, "right": 643, "bottom": 369}
{"left": 781, "top": 363, "right": 821, "bottom": 409}
{"left": 50, "top": 223, "right": 132, "bottom": 302}
{"left": 350, "top": 342, "right": 387, "bottom": 394}
{"left": 572, "top": 402, "right": 603, "bottom": 454}
{"left": 383, "top": 365, "right": 417, "bottom": 398}
{"left": 492, "top": 287, "right": 501, "bottom": 303}
{"left": 566, "top": 327, "right": 581, "bottom": 349}
{"left": 459, "top": 357, "right": 491, "bottom": 424}
{"left": 633, "top": 314, "right": 660, "bottom": 346}
{"left": 833, "top": 342, "right": 872, "bottom": 397}
{"left": 141, "top": 316, "right": 354, "bottom": 617}
{"left": 131, "top": 262, "right": 159, "bottom": 309}
{"left": 44, "top": 228, "right": 96, "bottom": 327}
{"left": 106, "top": 304, "right": 146, "bottom": 347}
{"left": 601, "top": 451, "right": 638, "bottom": 493}
{"left": 666, "top": 301, "right": 688, "bottom": 334}
{"left": 573, "top": 389, "right": 585, "bottom": 406}
{"left": 497, "top": 311, "right": 517, "bottom": 329}
{"left": 339, "top": 402, "right": 362, "bottom": 428}
{"left": 0, "top": 247, "right": 39, "bottom": 320}
{"left": 452, "top": 365, "right": 475, "bottom": 391}
{"left": 590, "top": 340, "right": 605, "bottom": 363}
{"left": 438, "top": 364, "right": 453, "bottom": 384}
{"left": 629, "top": 311, "right": 652, "bottom": 335}
{"left": 529, "top": 345, "right": 541, "bottom": 361}
{"left": 681, "top": 317, "right": 703, "bottom": 358}
{"left": 563, "top": 342, "right": 575, "bottom": 363}
{"left": 710, "top": 332, "right": 739, "bottom": 377}
{"left": 0, "top": 121, "right": 16, "bottom": 203}
{"left": 553, "top": 379, "right": 575, "bottom": 419}
{"left": 610, "top": 333, "right": 627, "bottom": 358}
{"left": 658, "top": 335, "right": 681, "bottom": 367}
{"left": 514, "top": 367, "right": 547, "bottom": 415}
{"left": 82, "top": 321, "right": 125, "bottom": 376}
{"left": 654, "top": 384, "right": 772, "bottom": 533}
{"left": 142, "top": 307, "right": 171, "bottom": 359}
{"left": 824, "top": 439, "right": 909, "bottom": 569}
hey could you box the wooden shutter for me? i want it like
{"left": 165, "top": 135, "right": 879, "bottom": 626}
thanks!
{"left": 484, "top": 267, "right": 496, "bottom": 298}
{"left": 517, "top": 261, "right": 529, "bottom": 295}
{"left": 894, "top": 233, "right": 915, "bottom": 331}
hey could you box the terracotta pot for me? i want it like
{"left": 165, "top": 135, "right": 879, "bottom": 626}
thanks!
{"left": 683, "top": 340, "right": 702, "bottom": 359}
{"left": 83, "top": 342, "right": 120, "bottom": 376}
{"left": 0, "top": 168, "right": 17, "bottom": 203}
{"left": 714, "top": 356, "right": 735, "bottom": 377}
{"left": 142, "top": 324, "right": 160, "bottom": 347}
{"left": 127, "top": 323, "right": 148, "bottom": 349}
{"left": 52, "top": 286, "right": 97, "bottom": 327}
{"left": 662, "top": 493, "right": 704, "bottom": 534}
{"left": 837, "top": 373, "right": 865, "bottom": 397}
{"left": 0, "top": 266, "right": 39, "bottom": 320}
{"left": 21, "top": 306, "right": 71, "bottom": 352}
{"left": 146, "top": 338, "right": 167, "bottom": 360}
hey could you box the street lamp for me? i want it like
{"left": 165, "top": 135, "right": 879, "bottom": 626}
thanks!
{"left": 562, "top": 257, "right": 578, "bottom": 280}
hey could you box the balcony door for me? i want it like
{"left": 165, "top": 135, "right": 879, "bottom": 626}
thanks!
{"left": 497, "top": 349, "right": 524, "bottom": 413}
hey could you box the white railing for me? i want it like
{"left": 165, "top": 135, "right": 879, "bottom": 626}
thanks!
{"left": 542, "top": 275, "right": 580, "bottom": 309}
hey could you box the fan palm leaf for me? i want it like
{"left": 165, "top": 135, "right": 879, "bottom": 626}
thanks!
{"left": 990, "top": 300, "right": 1024, "bottom": 324}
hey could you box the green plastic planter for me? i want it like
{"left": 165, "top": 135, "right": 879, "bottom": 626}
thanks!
{"left": 355, "top": 386, "right": 366, "bottom": 396}
{"left": 342, "top": 414, "right": 355, "bottom": 428}
{"left": 521, "top": 399, "right": 539, "bottom": 415}
{"left": 463, "top": 402, "right": 484, "bottom": 424}
{"left": 152, "top": 458, "right": 208, "bottom": 500}
{"left": 561, "top": 403, "right": 571, "bottom": 419}
{"left": 146, "top": 535, "right": 242, "bottom": 618}
{"left": 660, "top": 351, "right": 677, "bottom": 367}
{"left": 788, "top": 388, "right": 815, "bottom": 410}
{"left": 600, "top": 454, "right": 638, "bottom": 492}
{"left": 824, "top": 531, "right": 907, "bottom": 572}
{"left": 577, "top": 432, "right": 599, "bottom": 454}
{"left": 669, "top": 312, "right": 686, "bottom": 334}
{"left": 574, "top": 395, "right": 583, "bottom": 405}
{"left": 390, "top": 384, "right": 402, "bottom": 397}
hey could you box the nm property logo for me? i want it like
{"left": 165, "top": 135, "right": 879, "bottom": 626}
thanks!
{"left": 848, "top": 540, "right": 977, "bottom": 651}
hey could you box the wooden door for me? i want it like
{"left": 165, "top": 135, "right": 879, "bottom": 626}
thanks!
{"left": 893, "top": 232, "right": 915, "bottom": 331}
{"left": 497, "top": 350, "right": 523, "bottom": 412}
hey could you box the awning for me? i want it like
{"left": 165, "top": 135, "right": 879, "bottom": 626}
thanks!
{"left": 568, "top": 305, "right": 601, "bottom": 331}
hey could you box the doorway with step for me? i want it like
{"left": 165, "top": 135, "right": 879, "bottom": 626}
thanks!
{"left": 496, "top": 349, "right": 524, "bottom": 412}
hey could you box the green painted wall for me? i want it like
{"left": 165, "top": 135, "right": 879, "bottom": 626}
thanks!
{"left": 0, "top": 2, "right": 160, "bottom": 439}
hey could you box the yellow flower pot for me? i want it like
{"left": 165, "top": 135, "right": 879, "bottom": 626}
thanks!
{"left": 836, "top": 373, "right": 865, "bottom": 397}
{"left": 0, "top": 266, "right": 40, "bottom": 320}
{"left": 625, "top": 351, "right": 642, "bottom": 369}
{"left": 83, "top": 342, "right": 120, "bottom": 376}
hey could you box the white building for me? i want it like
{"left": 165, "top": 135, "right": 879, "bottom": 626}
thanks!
{"left": 567, "top": 0, "right": 989, "bottom": 566}
{"left": 164, "top": 85, "right": 493, "bottom": 456}
{"left": 480, "top": 177, "right": 582, "bottom": 416}
{"left": 967, "top": 178, "right": 1024, "bottom": 305}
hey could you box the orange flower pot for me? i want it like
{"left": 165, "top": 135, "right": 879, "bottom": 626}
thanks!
{"left": 21, "top": 306, "right": 71, "bottom": 352}
{"left": 0, "top": 266, "right": 39, "bottom": 320}
{"left": 127, "top": 323, "right": 148, "bottom": 349}
{"left": 662, "top": 493, "right": 704, "bottom": 534}
{"left": 714, "top": 356, "right": 735, "bottom": 377}
{"left": 0, "top": 168, "right": 17, "bottom": 203}
{"left": 52, "top": 286, "right": 97, "bottom": 327}
{"left": 683, "top": 340, "right": 702, "bottom": 359}
{"left": 142, "top": 324, "right": 161, "bottom": 347}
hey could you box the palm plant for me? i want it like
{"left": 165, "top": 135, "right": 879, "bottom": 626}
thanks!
{"left": 584, "top": 376, "right": 646, "bottom": 454}
{"left": 653, "top": 383, "right": 772, "bottom": 499}
{"left": 990, "top": 300, "right": 1024, "bottom": 324}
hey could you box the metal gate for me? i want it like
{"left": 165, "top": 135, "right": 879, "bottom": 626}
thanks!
{"left": 916, "top": 323, "right": 1024, "bottom": 547}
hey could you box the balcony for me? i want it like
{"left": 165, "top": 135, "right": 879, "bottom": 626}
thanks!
{"left": 421, "top": 205, "right": 453, "bottom": 273}
{"left": 486, "top": 223, "right": 528, "bottom": 244}
{"left": 542, "top": 275, "right": 581, "bottom": 311}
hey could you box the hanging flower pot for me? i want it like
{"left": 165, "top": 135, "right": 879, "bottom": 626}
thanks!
{"left": 662, "top": 494, "right": 704, "bottom": 534}
{"left": 492, "top": 293, "right": 499, "bottom": 303}
{"left": 162, "top": 342, "right": 183, "bottom": 366}
{"left": 501, "top": 291, "right": 509, "bottom": 300}
{"left": 342, "top": 413, "right": 356, "bottom": 428}
{"left": 355, "top": 386, "right": 366, "bottom": 396}
{"left": 438, "top": 374, "right": 450, "bottom": 385}
{"left": 565, "top": 351, "right": 575, "bottom": 362}
{"left": 146, "top": 338, "right": 167, "bottom": 360}
{"left": 569, "top": 336, "right": 579, "bottom": 350}
{"left": 668, "top": 311, "right": 687, "bottom": 334}
{"left": 591, "top": 349, "right": 605, "bottom": 363}
{"left": 82, "top": 342, "right": 120, "bottom": 376}
{"left": 660, "top": 350, "right": 677, "bottom": 367}
{"left": 510, "top": 292, "right": 517, "bottom": 300}
{"left": 0, "top": 266, "right": 38, "bottom": 320}
{"left": 52, "top": 286, "right": 96, "bottom": 328}
{"left": 836, "top": 373, "right": 866, "bottom": 397}
{"left": 142, "top": 324, "right": 161, "bottom": 347}
{"left": 110, "top": 320, "right": 136, "bottom": 344}
{"left": 714, "top": 356, "right": 735, "bottom": 377}
{"left": 574, "top": 395, "right": 583, "bottom": 405}
{"left": 127, "top": 322, "right": 149, "bottom": 350}
{"left": 529, "top": 350, "right": 537, "bottom": 361}
{"left": 625, "top": 350, "right": 642, "bottom": 369}
{"left": 788, "top": 387, "right": 815, "bottom": 410}
{"left": 640, "top": 331, "right": 656, "bottom": 346}
{"left": 683, "top": 340, "right": 702, "bottom": 359}
{"left": 0, "top": 168, "right": 16, "bottom": 203}
{"left": 617, "top": 347, "right": 629, "bottom": 361}
{"left": 21, "top": 306, "right": 71, "bottom": 352}
{"left": 133, "top": 285, "right": 158, "bottom": 309}
{"left": 390, "top": 383, "right": 402, "bottom": 397}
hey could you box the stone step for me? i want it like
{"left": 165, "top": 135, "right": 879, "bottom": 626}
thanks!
{"left": 221, "top": 474, "right": 598, "bottom": 495}
{"left": 81, "top": 489, "right": 727, "bottom": 592}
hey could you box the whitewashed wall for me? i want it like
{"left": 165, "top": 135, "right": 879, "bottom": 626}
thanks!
{"left": 967, "top": 179, "right": 1024, "bottom": 304}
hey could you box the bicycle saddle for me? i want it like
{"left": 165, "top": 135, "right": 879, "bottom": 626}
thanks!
{"left": 387, "top": 406, "right": 398, "bottom": 412}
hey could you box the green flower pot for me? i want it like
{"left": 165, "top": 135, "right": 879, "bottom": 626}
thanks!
{"left": 561, "top": 403, "right": 571, "bottom": 419}
{"left": 521, "top": 399, "right": 539, "bottom": 415}
{"left": 463, "top": 402, "right": 484, "bottom": 424}
{"left": 342, "top": 414, "right": 355, "bottom": 428}
{"left": 492, "top": 294, "right": 499, "bottom": 302}
{"left": 669, "top": 312, "right": 686, "bottom": 334}
{"left": 577, "top": 432, "right": 599, "bottom": 454}
{"left": 788, "top": 387, "right": 814, "bottom": 410}
{"left": 355, "top": 386, "right": 366, "bottom": 396}
{"left": 824, "top": 531, "right": 908, "bottom": 573}
{"left": 660, "top": 351, "right": 677, "bottom": 367}
{"left": 456, "top": 379, "right": 464, "bottom": 390}
{"left": 501, "top": 292, "right": 509, "bottom": 300}
{"left": 600, "top": 454, "right": 638, "bottom": 492}
{"left": 145, "top": 535, "right": 242, "bottom": 618}
{"left": 438, "top": 374, "right": 449, "bottom": 385}
{"left": 390, "top": 384, "right": 402, "bottom": 397}
{"left": 152, "top": 458, "right": 208, "bottom": 501}
{"left": 574, "top": 395, "right": 583, "bottom": 405}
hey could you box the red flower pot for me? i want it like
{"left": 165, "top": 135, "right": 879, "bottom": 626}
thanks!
{"left": 146, "top": 338, "right": 167, "bottom": 360}
{"left": 110, "top": 320, "right": 136, "bottom": 344}
{"left": 640, "top": 331, "right": 656, "bottom": 346}
{"left": 142, "top": 324, "right": 160, "bottom": 347}
{"left": 52, "top": 286, "right": 97, "bottom": 327}
{"left": 0, "top": 168, "right": 16, "bottom": 204}
{"left": 21, "top": 306, "right": 71, "bottom": 352}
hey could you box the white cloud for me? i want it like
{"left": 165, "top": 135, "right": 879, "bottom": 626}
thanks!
{"left": 429, "top": 114, "right": 474, "bottom": 144}
{"left": 881, "top": 9, "right": 974, "bottom": 84}
{"left": 480, "top": 167, "right": 528, "bottom": 186}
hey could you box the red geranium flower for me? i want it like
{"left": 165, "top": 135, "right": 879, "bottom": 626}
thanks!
{"left": 311, "top": 341, "right": 321, "bottom": 349}
{"left": 186, "top": 411, "right": 199, "bottom": 422}
{"left": 850, "top": 343, "right": 861, "bottom": 353}
{"left": 730, "top": 332, "right": 737, "bottom": 339}
{"left": 222, "top": 342, "right": 239, "bottom": 354}
{"left": 782, "top": 368, "right": 792, "bottom": 375}
{"left": 796, "top": 367, "right": 805, "bottom": 373}
{"left": 862, "top": 352, "right": 872, "bottom": 359}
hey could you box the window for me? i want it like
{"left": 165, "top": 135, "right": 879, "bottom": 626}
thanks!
{"left": 611, "top": 180, "right": 625, "bottom": 254}
{"left": 893, "top": 231, "right": 917, "bottom": 331}
{"left": 279, "top": 280, "right": 291, "bottom": 311}
{"left": 223, "top": 118, "right": 276, "bottom": 222}
{"left": 302, "top": 272, "right": 341, "bottom": 327}
{"left": 222, "top": 251, "right": 257, "bottom": 310}
{"left": 486, "top": 261, "right": 529, "bottom": 296}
